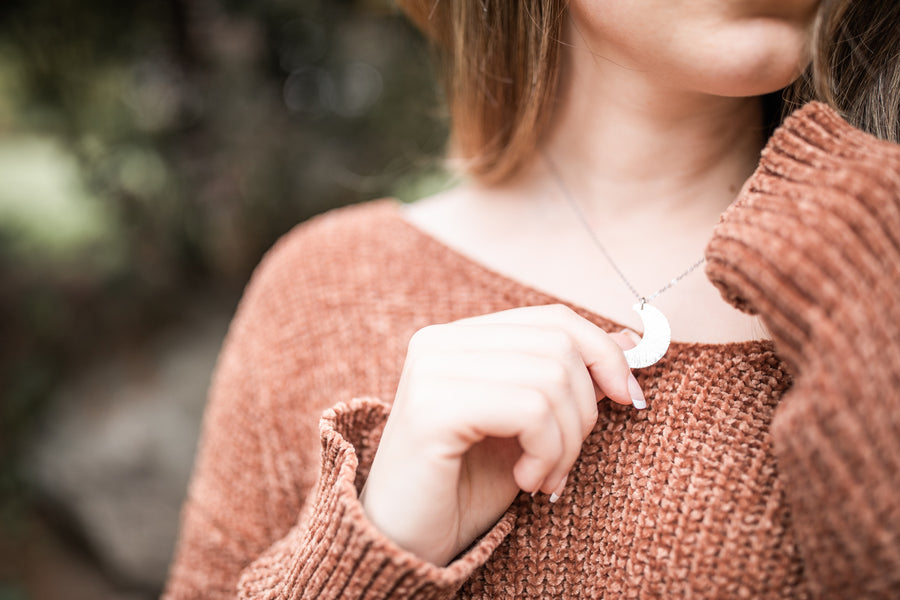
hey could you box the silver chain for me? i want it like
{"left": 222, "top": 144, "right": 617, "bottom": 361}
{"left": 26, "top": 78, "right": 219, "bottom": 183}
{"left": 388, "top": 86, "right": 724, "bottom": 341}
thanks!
{"left": 543, "top": 154, "right": 706, "bottom": 306}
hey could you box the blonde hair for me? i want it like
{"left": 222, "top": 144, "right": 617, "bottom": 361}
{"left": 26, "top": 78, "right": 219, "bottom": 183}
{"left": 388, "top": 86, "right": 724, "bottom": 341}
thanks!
{"left": 397, "top": 0, "right": 566, "bottom": 183}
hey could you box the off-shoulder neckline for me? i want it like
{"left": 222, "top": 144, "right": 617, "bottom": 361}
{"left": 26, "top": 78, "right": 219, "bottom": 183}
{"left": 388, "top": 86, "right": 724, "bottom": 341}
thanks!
{"left": 375, "top": 199, "right": 774, "bottom": 356}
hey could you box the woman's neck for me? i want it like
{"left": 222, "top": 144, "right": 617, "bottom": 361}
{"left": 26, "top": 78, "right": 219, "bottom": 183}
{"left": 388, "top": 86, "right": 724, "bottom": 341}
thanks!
{"left": 402, "top": 19, "right": 775, "bottom": 343}
{"left": 529, "top": 20, "right": 767, "bottom": 228}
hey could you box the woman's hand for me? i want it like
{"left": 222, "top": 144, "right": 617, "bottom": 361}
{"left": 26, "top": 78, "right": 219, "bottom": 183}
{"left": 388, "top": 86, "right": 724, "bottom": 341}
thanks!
{"left": 358, "top": 304, "right": 644, "bottom": 567}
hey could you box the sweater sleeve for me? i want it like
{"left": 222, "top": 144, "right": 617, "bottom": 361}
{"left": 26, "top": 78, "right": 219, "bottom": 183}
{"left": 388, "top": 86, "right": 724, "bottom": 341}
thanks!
{"left": 235, "top": 398, "right": 516, "bottom": 599}
{"left": 705, "top": 102, "right": 900, "bottom": 598}
{"left": 162, "top": 218, "right": 514, "bottom": 599}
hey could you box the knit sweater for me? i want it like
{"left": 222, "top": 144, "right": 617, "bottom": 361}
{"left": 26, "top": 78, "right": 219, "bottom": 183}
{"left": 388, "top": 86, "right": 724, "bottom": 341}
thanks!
{"left": 163, "top": 103, "right": 900, "bottom": 599}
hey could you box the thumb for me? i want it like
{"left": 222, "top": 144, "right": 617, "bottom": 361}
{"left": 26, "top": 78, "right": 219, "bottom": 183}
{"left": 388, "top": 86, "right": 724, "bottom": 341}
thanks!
{"left": 609, "top": 328, "right": 641, "bottom": 351}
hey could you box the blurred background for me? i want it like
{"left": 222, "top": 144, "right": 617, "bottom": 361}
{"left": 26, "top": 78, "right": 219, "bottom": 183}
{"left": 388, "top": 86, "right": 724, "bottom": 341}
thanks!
{"left": 0, "top": 0, "right": 447, "bottom": 597}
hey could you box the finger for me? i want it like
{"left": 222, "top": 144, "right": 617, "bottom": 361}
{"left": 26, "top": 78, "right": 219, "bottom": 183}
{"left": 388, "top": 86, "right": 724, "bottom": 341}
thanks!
{"left": 412, "top": 378, "right": 568, "bottom": 493}
{"left": 609, "top": 329, "right": 640, "bottom": 350}
{"left": 605, "top": 330, "right": 647, "bottom": 409}
{"left": 456, "top": 305, "right": 638, "bottom": 406}
{"left": 407, "top": 350, "right": 589, "bottom": 479}
{"left": 409, "top": 323, "right": 599, "bottom": 436}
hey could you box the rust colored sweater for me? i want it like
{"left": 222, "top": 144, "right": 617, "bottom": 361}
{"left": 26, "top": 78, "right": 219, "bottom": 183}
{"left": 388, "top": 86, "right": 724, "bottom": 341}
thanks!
{"left": 163, "top": 103, "right": 900, "bottom": 599}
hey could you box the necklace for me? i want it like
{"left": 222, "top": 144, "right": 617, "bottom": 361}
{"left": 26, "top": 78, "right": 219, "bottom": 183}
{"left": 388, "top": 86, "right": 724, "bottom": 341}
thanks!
{"left": 543, "top": 155, "right": 706, "bottom": 368}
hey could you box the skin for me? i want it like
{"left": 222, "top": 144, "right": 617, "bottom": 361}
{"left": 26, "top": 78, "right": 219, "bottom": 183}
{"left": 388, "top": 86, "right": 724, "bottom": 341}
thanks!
{"left": 568, "top": 0, "right": 819, "bottom": 98}
{"left": 361, "top": 307, "right": 640, "bottom": 566}
{"left": 361, "top": 0, "right": 819, "bottom": 567}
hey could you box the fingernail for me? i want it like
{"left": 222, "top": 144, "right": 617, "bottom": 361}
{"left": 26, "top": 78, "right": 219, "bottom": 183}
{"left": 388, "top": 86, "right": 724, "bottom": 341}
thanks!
{"left": 627, "top": 373, "right": 646, "bottom": 409}
{"left": 549, "top": 474, "right": 567, "bottom": 503}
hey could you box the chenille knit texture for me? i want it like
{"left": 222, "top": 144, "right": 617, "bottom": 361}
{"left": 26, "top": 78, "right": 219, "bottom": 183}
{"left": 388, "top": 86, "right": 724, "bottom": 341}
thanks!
{"left": 163, "top": 103, "right": 900, "bottom": 599}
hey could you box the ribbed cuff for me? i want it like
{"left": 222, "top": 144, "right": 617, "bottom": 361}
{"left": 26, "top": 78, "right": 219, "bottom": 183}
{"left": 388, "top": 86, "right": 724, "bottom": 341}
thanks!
{"left": 238, "top": 398, "right": 515, "bottom": 600}
{"left": 705, "top": 101, "right": 900, "bottom": 371}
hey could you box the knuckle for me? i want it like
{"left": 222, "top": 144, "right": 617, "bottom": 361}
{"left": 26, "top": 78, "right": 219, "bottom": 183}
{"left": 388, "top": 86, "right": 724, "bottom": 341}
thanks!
{"left": 408, "top": 324, "right": 446, "bottom": 351}
{"left": 519, "top": 390, "right": 554, "bottom": 424}
{"left": 543, "top": 329, "right": 577, "bottom": 358}
{"left": 585, "top": 403, "right": 599, "bottom": 432}
{"left": 563, "top": 436, "right": 583, "bottom": 463}
{"left": 406, "top": 353, "right": 441, "bottom": 382}
{"left": 540, "top": 360, "right": 571, "bottom": 392}
{"left": 547, "top": 303, "right": 575, "bottom": 320}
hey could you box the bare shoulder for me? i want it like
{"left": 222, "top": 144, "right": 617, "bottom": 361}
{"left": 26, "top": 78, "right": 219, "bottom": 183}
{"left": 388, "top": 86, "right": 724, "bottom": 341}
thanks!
{"left": 401, "top": 184, "right": 486, "bottom": 234}
{"left": 401, "top": 181, "right": 544, "bottom": 259}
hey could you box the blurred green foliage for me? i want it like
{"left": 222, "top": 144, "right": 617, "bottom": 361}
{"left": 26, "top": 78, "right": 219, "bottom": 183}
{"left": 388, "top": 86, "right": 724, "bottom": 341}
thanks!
{"left": 0, "top": 0, "right": 446, "bottom": 521}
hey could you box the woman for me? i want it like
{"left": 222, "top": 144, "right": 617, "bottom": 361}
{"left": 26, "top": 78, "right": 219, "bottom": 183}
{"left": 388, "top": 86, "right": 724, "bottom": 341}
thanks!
{"left": 164, "top": 1, "right": 900, "bottom": 598}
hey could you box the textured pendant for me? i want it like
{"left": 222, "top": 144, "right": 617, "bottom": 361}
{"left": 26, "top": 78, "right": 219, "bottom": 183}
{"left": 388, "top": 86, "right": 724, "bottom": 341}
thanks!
{"left": 622, "top": 302, "right": 671, "bottom": 369}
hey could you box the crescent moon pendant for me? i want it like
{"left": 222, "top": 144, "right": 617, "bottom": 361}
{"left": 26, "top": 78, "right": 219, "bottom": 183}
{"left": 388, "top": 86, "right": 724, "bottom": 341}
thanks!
{"left": 622, "top": 303, "right": 672, "bottom": 369}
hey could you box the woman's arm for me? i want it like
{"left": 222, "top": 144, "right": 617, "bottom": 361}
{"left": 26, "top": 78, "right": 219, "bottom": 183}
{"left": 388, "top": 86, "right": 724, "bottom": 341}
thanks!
{"left": 706, "top": 102, "right": 900, "bottom": 598}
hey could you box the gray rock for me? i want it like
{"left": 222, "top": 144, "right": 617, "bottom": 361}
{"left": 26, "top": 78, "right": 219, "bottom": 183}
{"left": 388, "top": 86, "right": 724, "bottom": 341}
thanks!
{"left": 27, "top": 301, "right": 233, "bottom": 589}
